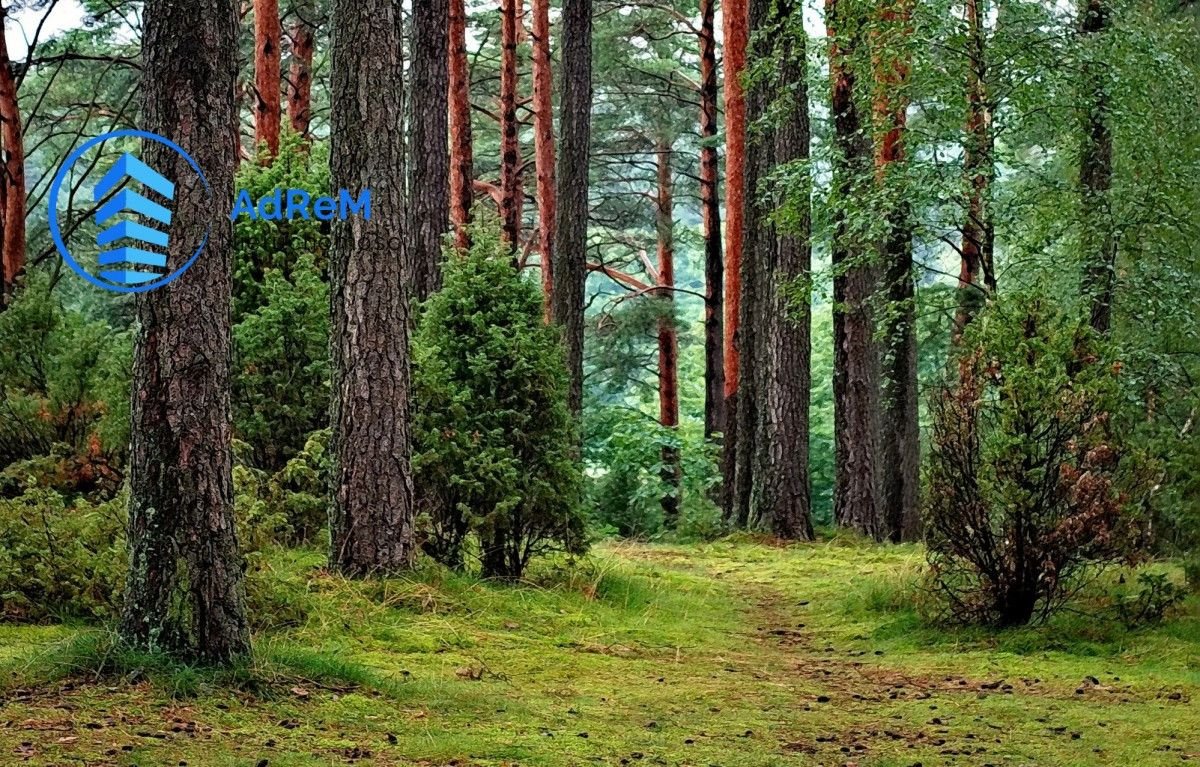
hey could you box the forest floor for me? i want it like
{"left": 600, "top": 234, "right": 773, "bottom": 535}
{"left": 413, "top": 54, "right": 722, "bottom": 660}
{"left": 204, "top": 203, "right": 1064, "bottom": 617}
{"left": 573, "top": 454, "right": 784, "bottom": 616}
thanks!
{"left": 0, "top": 538, "right": 1198, "bottom": 766}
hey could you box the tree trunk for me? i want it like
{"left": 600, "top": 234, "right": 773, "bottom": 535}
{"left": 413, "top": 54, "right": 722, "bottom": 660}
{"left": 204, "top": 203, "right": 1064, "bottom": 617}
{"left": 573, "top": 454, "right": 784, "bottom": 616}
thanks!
{"left": 499, "top": 0, "right": 523, "bottom": 251}
{"left": 253, "top": 0, "right": 282, "bottom": 158}
{"left": 955, "top": 0, "right": 996, "bottom": 340}
{"left": 828, "top": 0, "right": 884, "bottom": 540}
{"left": 699, "top": 0, "right": 724, "bottom": 441}
{"left": 655, "top": 139, "right": 681, "bottom": 527}
{"left": 286, "top": 0, "right": 316, "bottom": 139}
{"left": 448, "top": 0, "right": 474, "bottom": 250}
{"left": 751, "top": 0, "right": 814, "bottom": 541}
{"left": 873, "top": 0, "right": 920, "bottom": 542}
{"left": 1079, "top": 0, "right": 1115, "bottom": 334}
{"left": 531, "top": 0, "right": 557, "bottom": 318}
{"left": 408, "top": 0, "right": 451, "bottom": 301}
{"left": 720, "top": 0, "right": 749, "bottom": 523}
{"left": 119, "top": 0, "right": 250, "bottom": 664}
{"left": 0, "top": 7, "right": 25, "bottom": 308}
{"left": 328, "top": 0, "right": 416, "bottom": 576}
{"left": 551, "top": 0, "right": 593, "bottom": 418}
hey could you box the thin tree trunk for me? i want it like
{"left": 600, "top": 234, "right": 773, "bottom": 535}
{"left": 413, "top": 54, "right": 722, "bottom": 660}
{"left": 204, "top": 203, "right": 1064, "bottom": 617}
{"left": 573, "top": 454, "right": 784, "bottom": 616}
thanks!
{"left": 752, "top": 0, "right": 814, "bottom": 541}
{"left": 328, "top": 0, "right": 416, "bottom": 576}
{"left": 120, "top": 0, "right": 249, "bottom": 664}
{"left": 286, "top": 0, "right": 316, "bottom": 139}
{"left": 720, "top": 0, "right": 749, "bottom": 523}
{"left": 448, "top": 0, "right": 474, "bottom": 249}
{"left": 655, "top": 139, "right": 681, "bottom": 527}
{"left": 955, "top": 0, "right": 995, "bottom": 339}
{"left": 0, "top": 7, "right": 25, "bottom": 307}
{"left": 409, "top": 0, "right": 451, "bottom": 301}
{"left": 499, "top": 0, "right": 523, "bottom": 250}
{"left": 873, "top": 0, "right": 920, "bottom": 542}
{"left": 1079, "top": 0, "right": 1115, "bottom": 334}
{"left": 254, "top": 0, "right": 282, "bottom": 158}
{"left": 699, "top": 0, "right": 724, "bottom": 441}
{"left": 828, "top": 0, "right": 884, "bottom": 541}
{"left": 551, "top": 0, "right": 593, "bottom": 418}
{"left": 532, "top": 0, "right": 557, "bottom": 318}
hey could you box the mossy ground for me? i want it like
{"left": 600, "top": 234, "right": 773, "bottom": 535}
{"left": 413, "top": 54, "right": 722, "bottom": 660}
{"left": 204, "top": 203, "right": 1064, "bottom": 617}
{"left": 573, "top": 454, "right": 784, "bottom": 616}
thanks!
{"left": 1, "top": 538, "right": 1198, "bottom": 766}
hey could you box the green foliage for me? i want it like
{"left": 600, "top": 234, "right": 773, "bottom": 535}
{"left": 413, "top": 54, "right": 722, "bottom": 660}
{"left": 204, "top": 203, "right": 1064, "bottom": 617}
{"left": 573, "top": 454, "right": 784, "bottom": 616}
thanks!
{"left": 0, "top": 276, "right": 130, "bottom": 484}
{"left": 1114, "top": 572, "right": 1186, "bottom": 628}
{"left": 232, "top": 253, "right": 331, "bottom": 470}
{"left": 925, "top": 294, "right": 1155, "bottom": 626}
{"left": 413, "top": 224, "right": 586, "bottom": 578}
{"left": 0, "top": 488, "right": 127, "bottom": 621}
{"left": 234, "top": 429, "right": 332, "bottom": 548}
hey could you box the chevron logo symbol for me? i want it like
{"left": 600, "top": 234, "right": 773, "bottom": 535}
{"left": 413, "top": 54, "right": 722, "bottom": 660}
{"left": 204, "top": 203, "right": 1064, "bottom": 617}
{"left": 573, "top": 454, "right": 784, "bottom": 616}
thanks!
{"left": 92, "top": 152, "right": 175, "bottom": 285}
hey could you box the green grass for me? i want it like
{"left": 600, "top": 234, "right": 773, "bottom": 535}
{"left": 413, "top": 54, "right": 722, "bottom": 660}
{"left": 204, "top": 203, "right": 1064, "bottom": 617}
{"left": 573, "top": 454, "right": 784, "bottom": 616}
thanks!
{"left": 1, "top": 539, "right": 1197, "bottom": 766}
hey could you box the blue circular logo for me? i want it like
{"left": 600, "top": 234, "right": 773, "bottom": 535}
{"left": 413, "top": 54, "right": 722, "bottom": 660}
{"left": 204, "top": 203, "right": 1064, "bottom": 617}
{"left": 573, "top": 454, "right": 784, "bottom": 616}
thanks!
{"left": 48, "top": 128, "right": 211, "bottom": 294}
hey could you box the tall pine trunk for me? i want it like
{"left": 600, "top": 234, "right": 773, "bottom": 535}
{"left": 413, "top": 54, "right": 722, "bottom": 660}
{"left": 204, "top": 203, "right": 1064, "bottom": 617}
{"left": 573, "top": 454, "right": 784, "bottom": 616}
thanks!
{"left": 955, "top": 0, "right": 996, "bottom": 339}
{"left": 532, "top": 0, "right": 557, "bottom": 316}
{"left": 448, "top": 0, "right": 474, "bottom": 249}
{"left": 720, "top": 0, "right": 749, "bottom": 523}
{"left": 699, "top": 0, "right": 724, "bottom": 441}
{"left": 328, "top": 0, "right": 416, "bottom": 576}
{"left": 499, "top": 0, "right": 523, "bottom": 250}
{"left": 873, "top": 0, "right": 920, "bottom": 542}
{"left": 409, "top": 0, "right": 451, "bottom": 301}
{"left": 828, "top": 0, "right": 884, "bottom": 540}
{"left": 253, "top": 0, "right": 282, "bottom": 158}
{"left": 551, "top": 0, "right": 593, "bottom": 417}
{"left": 1079, "top": 0, "right": 1115, "bottom": 334}
{"left": 0, "top": 6, "right": 25, "bottom": 307}
{"left": 751, "top": 0, "right": 814, "bottom": 540}
{"left": 655, "top": 139, "right": 682, "bottom": 527}
{"left": 120, "top": 0, "right": 250, "bottom": 664}
{"left": 286, "top": 0, "right": 316, "bottom": 139}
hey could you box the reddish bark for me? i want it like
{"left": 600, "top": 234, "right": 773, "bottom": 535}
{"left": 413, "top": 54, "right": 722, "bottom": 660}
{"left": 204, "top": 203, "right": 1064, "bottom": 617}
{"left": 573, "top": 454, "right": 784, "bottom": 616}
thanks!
{"left": 0, "top": 8, "right": 25, "bottom": 305}
{"left": 700, "top": 0, "right": 725, "bottom": 441}
{"left": 253, "top": 0, "right": 282, "bottom": 158}
{"left": 955, "top": 0, "right": 996, "bottom": 340}
{"left": 531, "top": 0, "right": 557, "bottom": 318}
{"left": 655, "top": 139, "right": 681, "bottom": 526}
{"left": 721, "top": 0, "right": 748, "bottom": 407}
{"left": 286, "top": 0, "right": 316, "bottom": 139}
{"left": 499, "top": 0, "right": 523, "bottom": 251}
{"left": 448, "top": 0, "right": 475, "bottom": 250}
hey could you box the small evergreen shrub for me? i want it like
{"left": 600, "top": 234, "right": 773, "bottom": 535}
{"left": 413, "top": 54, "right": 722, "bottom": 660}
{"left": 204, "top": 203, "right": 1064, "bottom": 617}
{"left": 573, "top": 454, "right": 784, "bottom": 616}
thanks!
{"left": 413, "top": 224, "right": 586, "bottom": 579}
{"left": 924, "top": 296, "right": 1153, "bottom": 626}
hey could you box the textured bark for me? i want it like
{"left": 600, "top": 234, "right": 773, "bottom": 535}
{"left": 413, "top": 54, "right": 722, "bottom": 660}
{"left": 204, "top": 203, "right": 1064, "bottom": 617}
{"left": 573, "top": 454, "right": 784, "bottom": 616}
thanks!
{"left": 328, "top": 0, "right": 416, "bottom": 576}
{"left": 954, "top": 0, "right": 996, "bottom": 340}
{"left": 253, "top": 0, "right": 282, "bottom": 158}
{"left": 873, "top": 0, "right": 920, "bottom": 542}
{"left": 119, "top": 0, "right": 249, "bottom": 664}
{"left": 828, "top": 0, "right": 884, "bottom": 540}
{"left": 655, "top": 140, "right": 681, "bottom": 527}
{"left": 408, "top": 0, "right": 451, "bottom": 301}
{"left": 532, "top": 0, "right": 557, "bottom": 317}
{"left": 699, "top": 0, "right": 724, "bottom": 441}
{"left": 0, "top": 8, "right": 25, "bottom": 307}
{"left": 551, "top": 0, "right": 593, "bottom": 417}
{"left": 286, "top": 0, "right": 316, "bottom": 139}
{"left": 499, "top": 0, "right": 523, "bottom": 250}
{"left": 1079, "top": 0, "right": 1115, "bottom": 334}
{"left": 448, "top": 0, "right": 474, "bottom": 249}
{"left": 720, "top": 0, "right": 749, "bottom": 522}
{"left": 750, "top": 0, "right": 814, "bottom": 541}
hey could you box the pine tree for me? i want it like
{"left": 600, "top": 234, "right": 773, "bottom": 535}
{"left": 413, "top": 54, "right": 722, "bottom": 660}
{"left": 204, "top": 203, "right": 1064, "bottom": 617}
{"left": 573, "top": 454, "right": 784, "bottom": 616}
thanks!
{"left": 254, "top": 0, "right": 282, "bottom": 157}
{"left": 409, "top": 0, "right": 451, "bottom": 300}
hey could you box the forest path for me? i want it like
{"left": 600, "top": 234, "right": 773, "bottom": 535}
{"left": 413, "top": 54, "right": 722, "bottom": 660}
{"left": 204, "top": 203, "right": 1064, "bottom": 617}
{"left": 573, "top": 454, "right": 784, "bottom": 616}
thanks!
{"left": 0, "top": 540, "right": 1197, "bottom": 766}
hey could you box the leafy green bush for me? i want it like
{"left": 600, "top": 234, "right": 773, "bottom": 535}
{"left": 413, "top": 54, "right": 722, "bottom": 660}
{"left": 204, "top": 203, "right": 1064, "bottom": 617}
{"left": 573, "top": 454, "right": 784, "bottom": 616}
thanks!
{"left": 0, "top": 276, "right": 131, "bottom": 484}
{"left": 413, "top": 224, "right": 586, "bottom": 579}
{"left": 924, "top": 295, "right": 1154, "bottom": 626}
{"left": 0, "top": 488, "right": 127, "bottom": 621}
